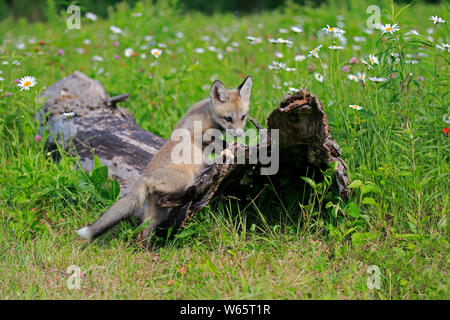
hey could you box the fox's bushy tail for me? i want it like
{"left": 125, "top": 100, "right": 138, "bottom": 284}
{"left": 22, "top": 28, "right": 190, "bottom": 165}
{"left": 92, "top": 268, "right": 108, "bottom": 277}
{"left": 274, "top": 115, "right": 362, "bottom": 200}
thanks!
{"left": 76, "top": 185, "right": 147, "bottom": 240}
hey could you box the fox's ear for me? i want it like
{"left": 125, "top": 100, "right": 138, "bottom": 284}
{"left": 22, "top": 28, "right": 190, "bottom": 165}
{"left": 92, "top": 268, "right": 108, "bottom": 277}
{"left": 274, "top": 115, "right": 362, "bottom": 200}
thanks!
{"left": 237, "top": 76, "right": 252, "bottom": 102}
{"left": 210, "top": 80, "right": 229, "bottom": 104}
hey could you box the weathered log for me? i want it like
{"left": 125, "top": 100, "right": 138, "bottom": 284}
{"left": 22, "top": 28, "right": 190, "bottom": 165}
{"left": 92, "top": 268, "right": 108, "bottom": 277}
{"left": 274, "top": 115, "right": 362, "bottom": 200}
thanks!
{"left": 38, "top": 71, "right": 349, "bottom": 234}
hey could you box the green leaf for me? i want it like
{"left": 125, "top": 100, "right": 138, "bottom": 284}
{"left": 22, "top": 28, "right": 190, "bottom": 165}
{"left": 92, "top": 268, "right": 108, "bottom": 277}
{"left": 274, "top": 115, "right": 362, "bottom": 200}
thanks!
{"left": 362, "top": 197, "right": 378, "bottom": 207}
{"left": 345, "top": 202, "right": 361, "bottom": 218}
{"left": 90, "top": 166, "right": 108, "bottom": 187}
{"left": 93, "top": 155, "right": 102, "bottom": 169}
{"left": 348, "top": 180, "right": 363, "bottom": 189}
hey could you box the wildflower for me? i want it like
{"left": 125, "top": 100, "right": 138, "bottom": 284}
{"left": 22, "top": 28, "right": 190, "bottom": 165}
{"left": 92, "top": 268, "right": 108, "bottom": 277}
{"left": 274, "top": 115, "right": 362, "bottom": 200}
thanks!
{"left": 369, "top": 76, "right": 387, "bottom": 82}
{"left": 357, "top": 72, "right": 366, "bottom": 82}
{"left": 308, "top": 65, "right": 314, "bottom": 73}
{"left": 329, "top": 45, "right": 344, "bottom": 50}
{"left": 279, "top": 28, "right": 289, "bottom": 34}
{"left": 35, "top": 135, "right": 42, "bottom": 143}
{"left": 16, "top": 43, "right": 26, "bottom": 50}
{"left": 17, "top": 76, "right": 37, "bottom": 91}
{"left": 295, "top": 54, "right": 306, "bottom": 62}
{"left": 132, "top": 12, "right": 143, "bottom": 17}
{"left": 275, "top": 51, "right": 283, "bottom": 58}
{"left": 314, "top": 72, "right": 324, "bottom": 82}
{"left": 5, "top": 92, "right": 12, "bottom": 97}
{"left": 176, "top": 31, "right": 184, "bottom": 38}
{"left": 429, "top": 16, "right": 445, "bottom": 24}
{"left": 150, "top": 48, "right": 162, "bottom": 58}
{"left": 342, "top": 66, "right": 350, "bottom": 73}
{"left": 368, "top": 54, "right": 379, "bottom": 65}
{"left": 92, "top": 55, "right": 103, "bottom": 62}
{"left": 124, "top": 48, "right": 134, "bottom": 58}
{"left": 114, "top": 54, "right": 120, "bottom": 60}
{"left": 57, "top": 49, "right": 64, "bottom": 56}
{"left": 268, "top": 38, "right": 293, "bottom": 45}
{"left": 86, "top": 12, "right": 97, "bottom": 21}
{"left": 110, "top": 26, "right": 123, "bottom": 34}
{"left": 308, "top": 44, "right": 322, "bottom": 58}
{"left": 360, "top": 58, "right": 373, "bottom": 70}
{"left": 380, "top": 24, "right": 400, "bottom": 35}
{"left": 288, "top": 87, "right": 299, "bottom": 93}
{"left": 291, "top": 26, "right": 303, "bottom": 33}
{"left": 194, "top": 48, "right": 205, "bottom": 54}
{"left": 405, "top": 60, "right": 418, "bottom": 64}
{"left": 268, "top": 61, "right": 286, "bottom": 70}
{"left": 246, "top": 36, "right": 262, "bottom": 45}
{"left": 113, "top": 41, "right": 119, "bottom": 47}
{"left": 349, "top": 104, "right": 363, "bottom": 110}
{"left": 417, "top": 76, "right": 425, "bottom": 82}
{"left": 347, "top": 74, "right": 358, "bottom": 81}
{"left": 443, "top": 114, "right": 450, "bottom": 124}
{"left": 0, "top": 77, "right": 3, "bottom": 81}
{"left": 443, "top": 127, "right": 449, "bottom": 137}
{"left": 405, "top": 30, "right": 420, "bottom": 36}
{"left": 353, "top": 36, "right": 366, "bottom": 42}
{"left": 349, "top": 57, "right": 358, "bottom": 64}
{"left": 62, "top": 112, "right": 76, "bottom": 119}
{"left": 284, "top": 67, "right": 296, "bottom": 72}
{"left": 83, "top": 39, "right": 91, "bottom": 45}
{"left": 322, "top": 25, "right": 345, "bottom": 35}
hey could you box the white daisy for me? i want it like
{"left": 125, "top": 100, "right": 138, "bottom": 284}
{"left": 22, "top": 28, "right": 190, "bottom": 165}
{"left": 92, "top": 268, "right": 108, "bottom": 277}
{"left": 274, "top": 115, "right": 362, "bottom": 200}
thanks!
{"left": 62, "top": 112, "right": 76, "bottom": 119}
{"left": 443, "top": 114, "right": 450, "bottom": 124}
{"left": 429, "top": 16, "right": 445, "bottom": 24}
{"left": 369, "top": 76, "right": 387, "bottom": 82}
{"left": 275, "top": 51, "right": 283, "bottom": 58}
{"left": 295, "top": 54, "right": 306, "bottom": 62}
{"left": 194, "top": 48, "right": 205, "bottom": 54}
{"left": 347, "top": 74, "right": 358, "bottom": 82}
{"left": 150, "top": 48, "right": 162, "bottom": 58}
{"left": 329, "top": 45, "right": 344, "bottom": 50}
{"left": 380, "top": 24, "right": 400, "bottom": 35}
{"left": 246, "top": 36, "right": 262, "bottom": 45}
{"left": 368, "top": 54, "right": 379, "bottom": 65}
{"left": 17, "top": 76, "right": 37, "bottom": 91}
{"left": 123, "top": 48, "right": 134, "bottom": 58}
{"left": 290, "top": 26, "right": 303, "bottom": 33}
{"left": 349, "top": 104, "right": 363, "bottom": 110}
{"left": 314, "top": 72, "right": 324, "bottom": 82}
{"left": 322, "top": 25, "right": 345, "bottom": 35}
{"left": 308, "top": 44, "right": 322, "bottom": 58}
{"left": 110, "top": 26, "right": 123, "bottom": 34}
{"left": 279, "top": 28, "right": 289, "bottom": 34}
{"left": 92, "top": 55, "right": 103, "bottom": 62}
{"left": 284, "top": 67, "right": 296, "bottom": 72}
{"left": 405, "top": 30, "right": 420, "bottom": 36}
{"left": 357, "top": 72, "right": 366, "bottom": 82}
{"left": 86, "top": 12, "right": 97, "bottom": 21}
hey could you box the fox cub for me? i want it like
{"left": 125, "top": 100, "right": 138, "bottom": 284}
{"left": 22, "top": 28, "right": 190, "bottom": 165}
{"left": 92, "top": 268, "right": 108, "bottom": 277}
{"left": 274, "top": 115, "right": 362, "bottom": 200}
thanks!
{"left": 76, "top": 76, "right": 252, "bottom": 246}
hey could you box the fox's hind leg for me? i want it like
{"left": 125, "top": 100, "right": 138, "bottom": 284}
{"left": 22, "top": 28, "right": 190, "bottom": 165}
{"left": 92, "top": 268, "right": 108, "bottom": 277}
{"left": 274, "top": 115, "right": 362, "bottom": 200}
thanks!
{"left": 138, "top": 196, "right": 169, "bottom": 248}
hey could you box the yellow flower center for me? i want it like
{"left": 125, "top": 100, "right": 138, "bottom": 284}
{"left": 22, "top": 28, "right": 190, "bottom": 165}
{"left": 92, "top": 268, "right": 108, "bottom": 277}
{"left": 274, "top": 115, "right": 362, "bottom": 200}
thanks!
{"left": 328, "top": 27, "right": 334, "bottom": 31}
{"left": 24, "top": 81, "right": 31, "bottom": 87}
{"left": 386, "top": 27, "right": 392, "bottom": 31}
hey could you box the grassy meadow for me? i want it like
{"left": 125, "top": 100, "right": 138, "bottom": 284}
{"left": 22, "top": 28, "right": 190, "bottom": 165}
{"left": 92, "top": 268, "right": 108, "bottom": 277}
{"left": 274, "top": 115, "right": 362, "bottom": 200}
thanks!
{"left": 0, "top": 0, "right": 449, "bottom": 299}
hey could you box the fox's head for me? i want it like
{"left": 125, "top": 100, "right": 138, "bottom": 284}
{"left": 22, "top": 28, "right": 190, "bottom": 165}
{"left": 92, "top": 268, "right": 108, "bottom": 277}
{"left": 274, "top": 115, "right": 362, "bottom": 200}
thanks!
{"left": 209, "top": 76, "right": 252, "bottom": 137}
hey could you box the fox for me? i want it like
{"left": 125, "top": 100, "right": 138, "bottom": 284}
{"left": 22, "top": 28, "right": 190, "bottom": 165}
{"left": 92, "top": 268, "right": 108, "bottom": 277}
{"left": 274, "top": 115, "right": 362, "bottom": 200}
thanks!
{"left": 76, "top": 76, "right": 252, "bottom": 247}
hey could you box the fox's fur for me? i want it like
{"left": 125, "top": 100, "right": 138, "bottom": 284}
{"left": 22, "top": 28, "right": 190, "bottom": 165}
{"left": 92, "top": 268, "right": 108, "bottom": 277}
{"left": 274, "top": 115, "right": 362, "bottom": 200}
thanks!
{"left": 76, "top": 76, "right": 252, "bottom": 247}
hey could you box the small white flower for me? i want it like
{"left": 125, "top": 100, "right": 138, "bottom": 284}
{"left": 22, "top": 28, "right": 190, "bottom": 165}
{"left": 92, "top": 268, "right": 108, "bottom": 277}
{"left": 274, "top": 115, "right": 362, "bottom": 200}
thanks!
{"left": 295, "top": 54, "right": 306, "bottom": 62}
{"left": 353, "top": 36, "right": 366, "bottom": 42}
{"left": 329, "top": 45, "right": 344, "bottom": 50}
{"left": 231, "top": 41, "right": 240, "bottom": 47}
{"left": 308, "top": 44, "right": 322, "bottom": 58}
{"left": 290, "top": 26, "right": 303, "bottom": 33}
{"left": 288, "top": 87, "right": 299, "bottom": 93}
{"left": 176, "top": 31, "right": 184, "bottom": 38}
{"left": 195, "top": 48, "right": 205, "bottom": 54}
{"left": 360, "top": 58, "right": 373, "bottom": 70}
{"left": 357, "top": 72, "right": 366, "bottom": 82}
{"left": 349, "top": 104, "right": 363, "bottom": 110}
{"left": 144, "top": 35, "right": 154, "bottom": 42}
{"left": 380, "top": 24, "right": 400, "bottom": 35}
{"left": 322, "top": 25, "right": 345, "bottom": 35}
{"left": 17, "top": 76, "right": 37, "bottom": 91}
{"left": 284, "top": 67, "right": 296, "bottom": 72}
{"left": 347, "top": 74, "right": 358, "bottom": 82}
{"left": 405, "top": 60, "right": 418, "bottom": 64}
{"left": 275, "top": 51, "right": 283, "bottom": 58}
{"left": 110, "top": 26, "right": 123, "bottom": 34}
{"left": 443, "top": 114, "right": 450, "bottom": 124}
{"left": 314, "top": 72, "right": 324, "bottom": 82}
{"left": 217, "top": 53, "right": 224, "bottom": 60}
{"left": 368, "top": 54, "right": 379, "bottom": 65}
{"left": 268, "top": 61, "right": 286, "bottom": 70}
{"left": 132, "top": 12, "right": 143, "bottom": 17}
{"left": 62, "top": 112, "right": 76, "bottom": 119}
{"left": 0, "top": 77, "right": 4, "bottom": 81}
{"left": 86, "top": 12, "right": 97, "bottom": 21}
{"left": 83, "top": 39, "right": 91, "bottom": 45}
{"left": 12, "top": 60, "right": 20, "bottom": 66}
{"left": 140, "top": 53, "right": 147, "bottom": 59}
{"left": 150, "top": 48, "right": 162, "bottom": 58}
{"left": 405, "top": 30, "right": 420, "bottom": 36}
{"left": 369, "top": 76, "right": 387, "bottom": 82}
{"left": 158, "top": 43, "right": 167, "bottom": 48}
{"left": 246, "top": 36, "right": 262, "bottom": 45}
{"left": 16, "top": 43, "right": 26, "bottom": 50}
{"left": 92, "top": 55, "right": 103, "bottom": 62}
{"left": 279, "top": 28, "right": 289, "bottom": 34}
{"left": 207, "top": 46, "right": 217, "bottom": 52}
{"left": 268, "top": 38, "right": 293, "bottom": 45}
{"left": 429, "top": 16, "right": 445, "bottom": 24}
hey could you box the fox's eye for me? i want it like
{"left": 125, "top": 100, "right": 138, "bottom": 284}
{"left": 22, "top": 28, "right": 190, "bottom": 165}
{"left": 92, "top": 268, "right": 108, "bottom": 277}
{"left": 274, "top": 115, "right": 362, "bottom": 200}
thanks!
{"left": 241, "top": 114, "right": 247, "bottom": 121}
{"left": 223, "top": 116, "right": 233, "bottom": 123}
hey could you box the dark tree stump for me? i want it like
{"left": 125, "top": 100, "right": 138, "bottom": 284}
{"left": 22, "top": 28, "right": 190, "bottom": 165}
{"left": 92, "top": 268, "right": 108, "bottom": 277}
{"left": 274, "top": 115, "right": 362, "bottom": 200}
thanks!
{"left": 38, "top": 71, "right": 349, "bottom": 233}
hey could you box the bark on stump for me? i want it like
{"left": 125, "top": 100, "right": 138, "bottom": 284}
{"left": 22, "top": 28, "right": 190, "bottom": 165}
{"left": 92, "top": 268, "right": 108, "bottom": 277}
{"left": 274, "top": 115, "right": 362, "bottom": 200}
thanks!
{"left": 38, "top": 71, "right": 349, "bottom": 234}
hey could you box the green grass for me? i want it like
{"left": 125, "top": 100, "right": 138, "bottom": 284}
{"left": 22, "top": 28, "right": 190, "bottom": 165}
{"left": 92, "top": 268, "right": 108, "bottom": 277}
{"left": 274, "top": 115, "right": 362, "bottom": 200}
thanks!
{"left": 0, "top": 0, "right": 448, "bottom": 299}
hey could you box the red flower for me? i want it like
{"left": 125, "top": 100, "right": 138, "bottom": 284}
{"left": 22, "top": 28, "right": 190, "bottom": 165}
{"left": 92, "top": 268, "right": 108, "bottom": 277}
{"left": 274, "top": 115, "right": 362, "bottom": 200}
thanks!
{"left": 443, "top": 127, "right": 449, "bottom": 136}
